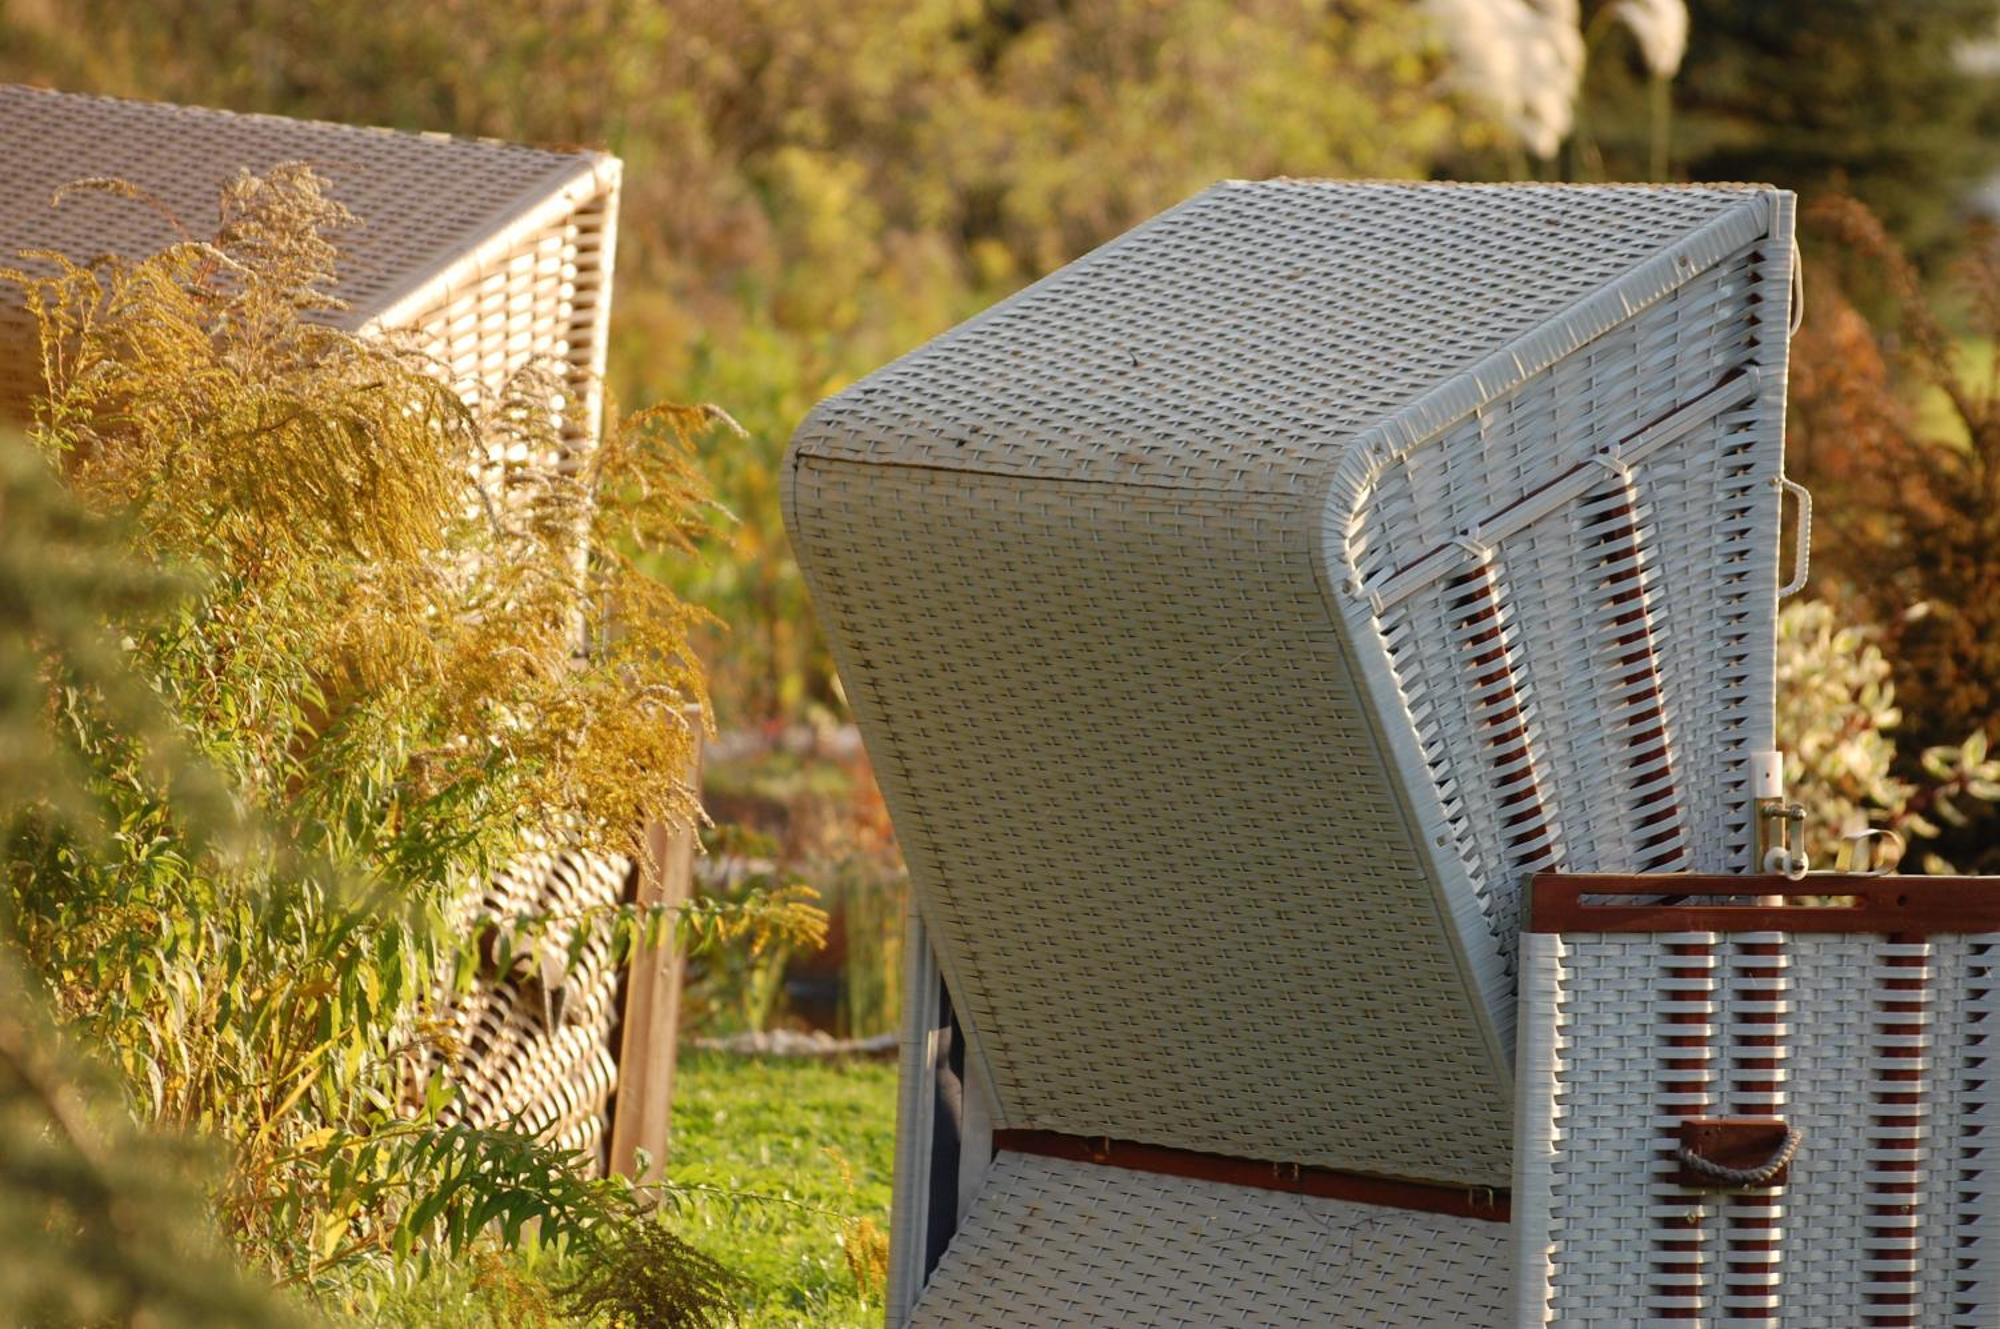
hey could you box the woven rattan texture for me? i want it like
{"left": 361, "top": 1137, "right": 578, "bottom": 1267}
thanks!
{"left": 401, "top": 179, "right": 617, "bottom": 444}
{"left": 791, "top": 461, "right": 1516, "bottom": 1183}
{"left": 0, "top": 83, "right": 615, "bottom": 435}
{"left": 1518, "top": 930, "right": 2000, "bottom": 1326}
{"left": 424, "top": 847, "right": 633, "bottom": 1163}
{"left": 792, "top": 181, "right": 1763, "bottom": 492}
{"left": 787, "top": 181, "right": 1791, "bottom": 1192}
{"left": 908, "top": 1152, "right": 1510, "bottom": 1327}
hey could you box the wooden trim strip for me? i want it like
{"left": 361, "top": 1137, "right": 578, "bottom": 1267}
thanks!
{"left": 1531, "top": 872, "right": 2000, "bottom": 935}
{"left": 990, "top": 1129, "right": 1511, "bottom": 1224}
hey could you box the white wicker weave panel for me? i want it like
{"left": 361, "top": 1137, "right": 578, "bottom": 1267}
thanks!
{"left": 402, "top": 180, "right": 618, "bottom": 443}
{"left": 792, "top": 460, "right": 1515, "bottom": 1185}
{"left": 1352, "top": 246, "right": 1779, "bottom": 983}
{"left": 0, "top": 83, "right": 616, "bottom": 430}
{"left": 1520, "top": 932, "right": 1723, "bottom": 1324}
{"left": 909, "top": 1152, "right": 1510, "bottom": 1328}
{"left": 1925, "top": 937, "right": 2000, "bottom": 1329}
{"left": 427, "top": 846, "right": 633, "bottom": 1162}
{"left": 1769, "top": 934, "right": 1882, "bottom": 1328}
{"left": 1520, "top": 929, "right": 2000, "bottom": 1327}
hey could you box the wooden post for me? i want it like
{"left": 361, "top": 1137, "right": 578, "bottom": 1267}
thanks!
{"left": 608, "top": 705, "right": 704, "bottom": 1182}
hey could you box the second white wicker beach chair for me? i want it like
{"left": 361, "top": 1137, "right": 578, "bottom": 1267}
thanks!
{"left": 0, "top": 83, "right": 663, "bottom": 1174}
{"left": 787, "top": 180, "right": 1798, "bottom": 1324}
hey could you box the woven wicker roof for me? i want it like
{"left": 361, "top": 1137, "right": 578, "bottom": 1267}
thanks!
{"left": 0, "top": 83, "right": 609, "bottom": 326}
{"left": 794, "top": 180, "right": 1769, "bottom": 492}
{"left": 0, "top": 84, "right": 621, "bottom": 429}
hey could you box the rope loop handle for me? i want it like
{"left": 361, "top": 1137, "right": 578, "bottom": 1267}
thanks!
{"left": 1779, "top": 476, "right": 1813, "bottom": 597}
{"left": 1678, "top": 1121, "right": 1803, "bottom": 1189}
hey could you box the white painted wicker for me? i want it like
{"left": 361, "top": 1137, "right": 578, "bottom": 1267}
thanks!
{"left": 786, "top": 180, "right": 1796, "bottom": 1324}
{"left": 909, "top": 1152, "right": 1510, "bottom": 1328}
{"left": 424, "top": 845, "right": 633, "bottom": 1162}
{"left": 1515, "top": 876, "right": 2000, "bottom": 1327}
{"left": 0, "top": 83, "right": 620, "bottom": 445}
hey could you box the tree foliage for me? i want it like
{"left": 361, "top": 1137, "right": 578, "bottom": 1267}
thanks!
{"left": 1571, "top": 0, "right": 2000, "bottom": 254}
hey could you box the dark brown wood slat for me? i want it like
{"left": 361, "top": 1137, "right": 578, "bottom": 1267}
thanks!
{"left": 991, "top": 1129, "right": 1511, "bottom": 1223}
{"left": 1531, "top": 872, "right": 2000, "bottom": 935}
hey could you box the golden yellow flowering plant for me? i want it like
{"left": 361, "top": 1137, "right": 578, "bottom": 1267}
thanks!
{"left": 2, "top": 166, "right": 821, "bottom": 1300}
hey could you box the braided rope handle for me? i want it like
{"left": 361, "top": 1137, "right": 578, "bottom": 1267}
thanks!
{"left": 1678, "top": 1122, "right": 1803, "bottom": 1188}
{"left": 1779, "top": 476, "right": 1812, "bottom": 598}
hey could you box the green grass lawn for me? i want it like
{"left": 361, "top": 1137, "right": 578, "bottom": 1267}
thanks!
{"left": 667, "top": 1050, "right": 898, "bottom": 1328}
{"left": 357, "top": 1050, "right": 898, "bottom": 1327}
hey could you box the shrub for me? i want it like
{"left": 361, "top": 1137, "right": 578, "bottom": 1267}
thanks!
{"left": 552, "top": 1220, "right": 744, "bottom": 1328}
{"left": 1785, "top": 196, "right": 2000, "bottom": 868}
{"left": 1777, "top": 599, "right": 2000, "bottom": 873}
{"left": 0, "top": 430, "right": 309, "bottom": 1329}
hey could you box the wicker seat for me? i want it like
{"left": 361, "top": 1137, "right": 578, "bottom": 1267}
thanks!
{"left": 785, "top": 180, "right": 1796, "bottom": 1324}
{"left": 0, "top": 84, "right": 643, "bottom": 1169}
{"left": 911, "top": 1152, "right": 1511, "bottom": 1328}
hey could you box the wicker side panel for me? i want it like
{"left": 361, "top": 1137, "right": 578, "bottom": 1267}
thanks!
{"left": 400, "top": 179, "right": 616, "bottom": 449}
{"left": 788, "top": 457, "right": 1513, "bottom": 1186}
{"left": 1350, "top": 243, "right": 1780, "bottom": 982}
{"left": 428, "top": 847, "right": 632, "bottom": 1164}
{"left": 910, "top": 1151, "right": 1509, "bottom": 1328}
{"left": 1525, "top": 930, "right": 2000, "bottom": 1326}
{"left": 1783, "top": 933, "right": 2000, "bottom": 1328}
{"left": 1925, "top": 935, "right": 2000, "bottom": 1328}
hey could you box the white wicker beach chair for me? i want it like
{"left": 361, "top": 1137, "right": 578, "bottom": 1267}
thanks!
{"left": 0, "top": 84, "right": 651, "bottom": 1170}
{"left": 1517, "top": 873, "right": 2000, "bottom": 1327}
{"left": 784, "top": 181, "right": 1797, "bottom": 1325}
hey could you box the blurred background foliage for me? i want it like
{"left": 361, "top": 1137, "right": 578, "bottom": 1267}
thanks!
{"left": 1574, "top": 2, "right": 2000, "bottom": 255}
